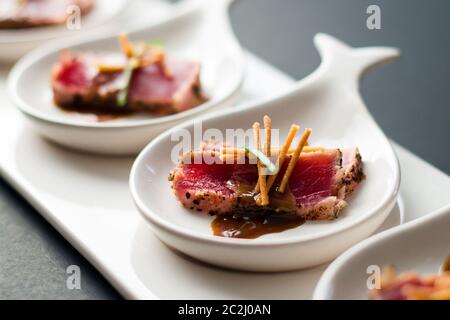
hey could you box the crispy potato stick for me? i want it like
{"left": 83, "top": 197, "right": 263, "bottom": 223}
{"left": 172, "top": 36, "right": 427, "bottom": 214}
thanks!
{"left": 253, "top": 122, "right": 269, "bottom": 206}
{"left": 263, "top": 115, "right": 272, "bottom": 157}
{"left": 255, "top": 116, "right": 273, "bottom": 193}
{"left": 119, "top": 33, "right": 134, "bottom": 58}
{"left": 256, "top": 124, "right": 299, "bottom": 205}
{"left": 278, "top": 128, "right": 312, "bottom": 193}
{"left": 116, "top": 35, "right": 172, "bottom": 78}
{"left": 219, "top": 154, "right": 246, "bottom": 163}
{"left": 222, "top": 146, "right": 323, "bottom": 155}
{"left": 97, "top": 64, "right": 125, "bottom": 72}
{"left": 267, "top": 124, "right": 299, "bottom": 191}
{"left": 145, "top": 46, "right": 172, "bottom": 78}
{"left": 220, "top": 149, "right": 325, "bottom": 163}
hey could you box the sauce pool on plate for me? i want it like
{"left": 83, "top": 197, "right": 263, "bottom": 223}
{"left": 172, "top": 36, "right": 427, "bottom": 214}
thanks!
{"left": 211, "top": 213, "right": 304, "bottom": 239}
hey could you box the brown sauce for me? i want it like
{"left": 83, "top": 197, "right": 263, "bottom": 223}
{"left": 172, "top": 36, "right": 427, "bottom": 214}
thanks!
{"left": 213, "top": 181, "right": 302, "bottom": 239}
{"left": 234, "top": 181, "right": 298, "bottom": 212}
{"left": 211, "top": 212, "right": 304, "bottom": 239}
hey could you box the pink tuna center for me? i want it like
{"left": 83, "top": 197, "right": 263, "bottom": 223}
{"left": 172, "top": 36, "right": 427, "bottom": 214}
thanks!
{"left": 287, "top": 153, "right": 337, "bottom": 206}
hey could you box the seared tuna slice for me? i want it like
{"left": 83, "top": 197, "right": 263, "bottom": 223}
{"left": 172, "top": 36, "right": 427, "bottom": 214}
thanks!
{"left": 170, "top": 148, "right": 364, "bottom": 220}
{"left": 0, "top": 0, "right": 94, "bottom": 29}
{"left": 51, "top": 52, "right": 205, "bottom": 115}
{"left": 281, "top": 150, "right": 347, "bottom": 220}
{"left": 171, "top": 160, "right": 252, "bottom": 215}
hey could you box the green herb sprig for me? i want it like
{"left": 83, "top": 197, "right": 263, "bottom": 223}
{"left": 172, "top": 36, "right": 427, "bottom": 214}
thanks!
{"left": 244, "top": 147, "right": 277, "bottom": 174}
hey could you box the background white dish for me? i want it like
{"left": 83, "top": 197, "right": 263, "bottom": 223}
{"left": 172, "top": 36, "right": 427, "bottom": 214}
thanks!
{"left": 0, "top": 0, "right": 201, "bottom": 62}
{"left": 0, "top": 0, "right": 127, "bottom": 62}
{"left": 1, "top": 53, "right": 449, "bottom": 298}
{"left": 313, "top": 204, "right": 450, "bottom": 300}
{"left": 7, "top": 0, "right": 244, "bottom": 155}
{"left": 130, "top": 34, "right": 401, "bottom": 271}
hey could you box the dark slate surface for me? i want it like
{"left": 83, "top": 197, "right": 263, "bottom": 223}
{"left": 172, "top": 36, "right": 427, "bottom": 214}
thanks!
{"left": 0, "top": 0, "right": 448, "bottom": 299}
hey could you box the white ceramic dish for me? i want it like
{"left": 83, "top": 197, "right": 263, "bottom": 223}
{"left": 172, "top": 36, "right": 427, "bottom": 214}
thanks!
{"left": 313, "top": 204, "right": 450, "bottom": 299}
{"left": 0, "top": 0, "right": 127, "bottom": 62}
{"left": 130, "top": 34, "right": 401, "bottom": 272}
{"left": 2, "top": 53, "right": 450, "bottom": 298}
{"left": 7, "top": 0, "right": 244, "bottom": 155}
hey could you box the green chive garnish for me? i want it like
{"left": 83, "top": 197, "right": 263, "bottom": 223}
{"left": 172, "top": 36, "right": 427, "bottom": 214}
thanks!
{"left": 244, "top": 147, "right": 277, "bottom": 174}
{"left": 116, "top": 58, "right": 138, "bottom": 107}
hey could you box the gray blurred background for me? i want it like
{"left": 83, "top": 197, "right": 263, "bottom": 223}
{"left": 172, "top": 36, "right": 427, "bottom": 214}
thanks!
{"left": 0, "top": 0, "right": 448, "bottom": 299}
{"left": 230, "top": 0, "right": 450, "bottom": 174}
